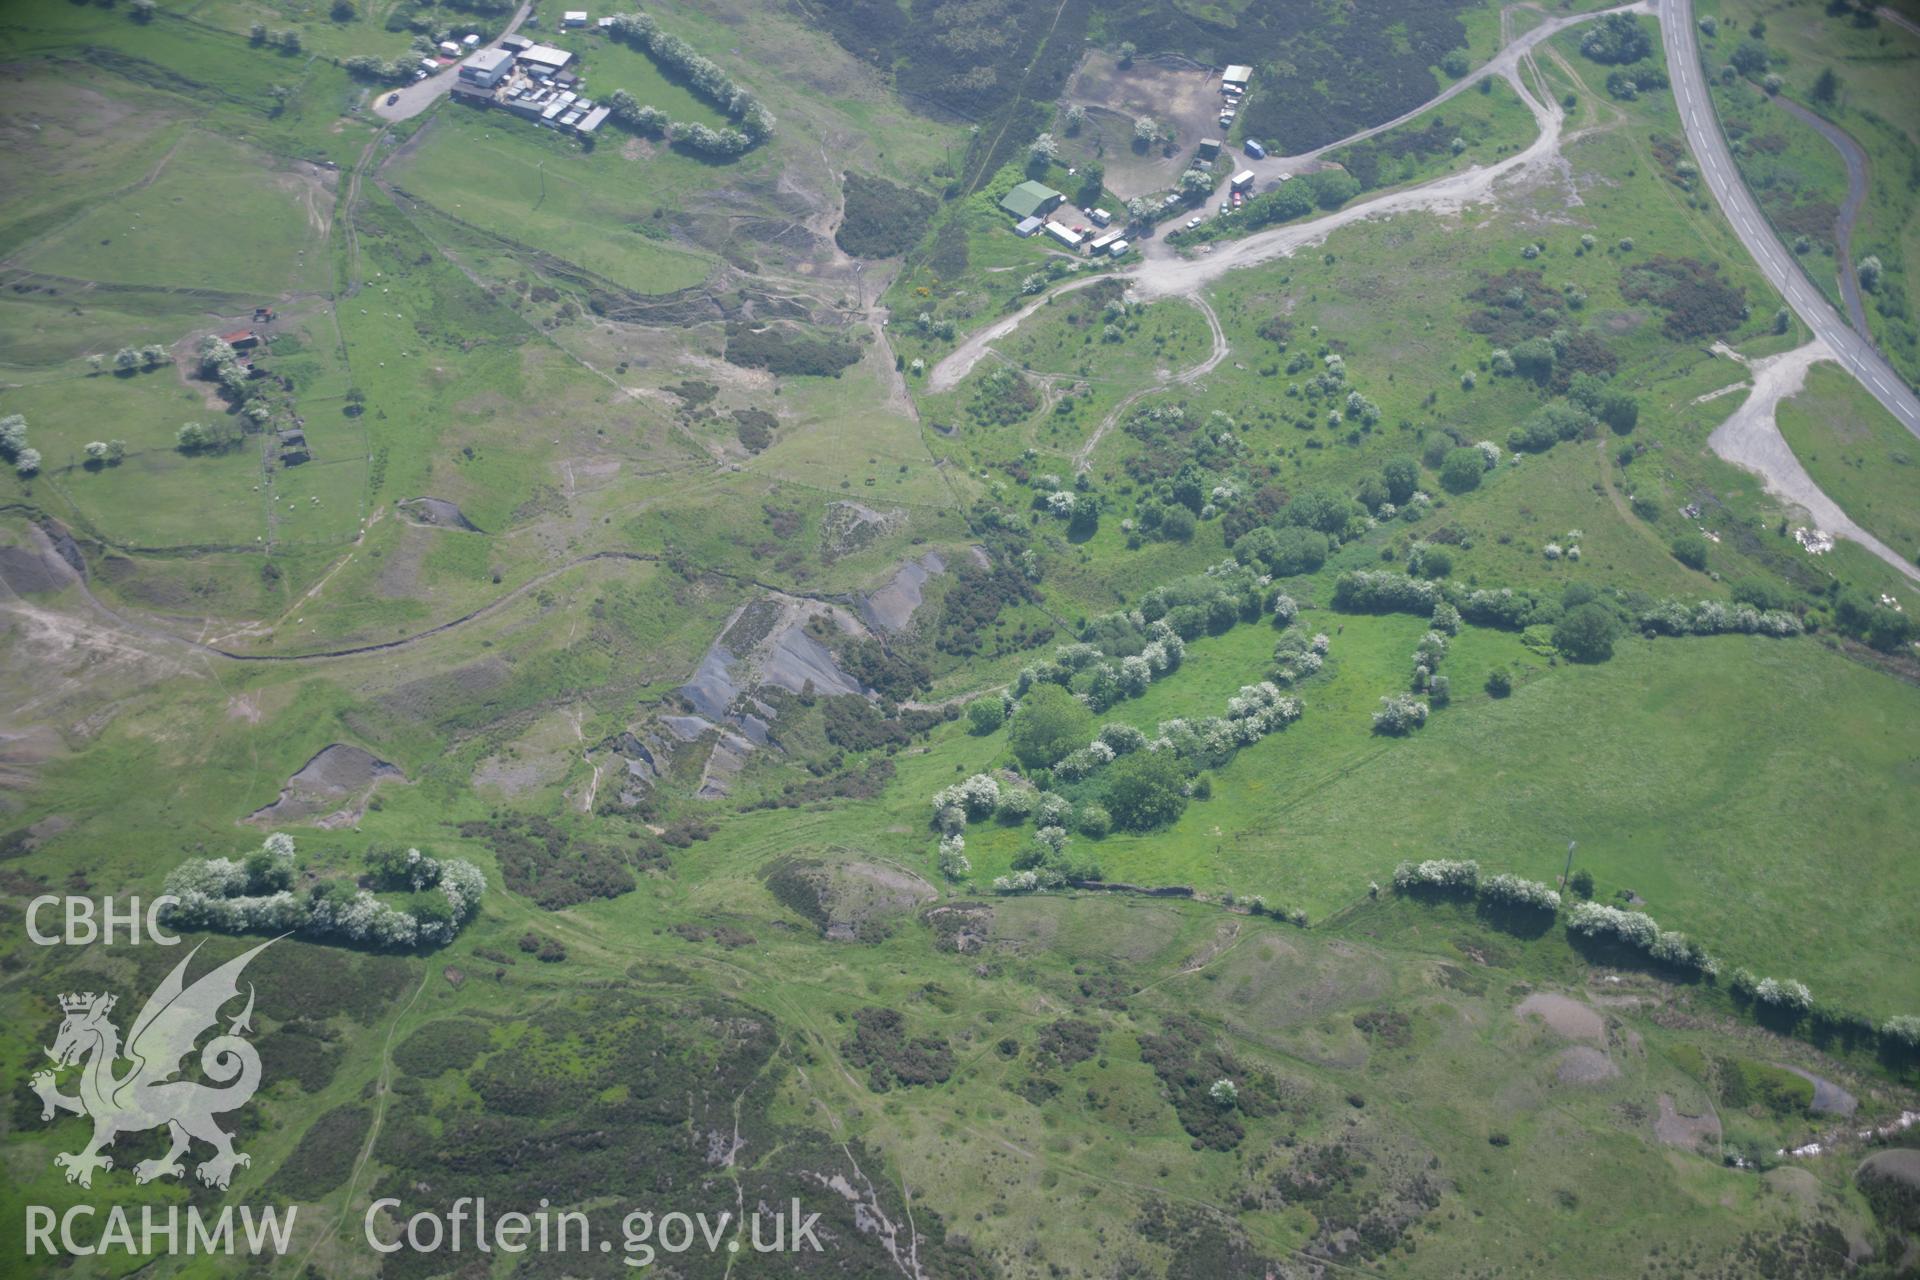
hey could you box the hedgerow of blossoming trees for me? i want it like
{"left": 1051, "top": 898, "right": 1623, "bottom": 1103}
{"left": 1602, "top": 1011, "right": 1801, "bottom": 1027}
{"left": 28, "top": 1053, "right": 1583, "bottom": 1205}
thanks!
{"left": 930, "top": 573, "right": 1314, "bottom": 893}
{"left": 1331, "top": 571, "right": 1805, "bottom": 647}
{"left": 929, "top": 667, "right": 1310, "bottom": 895}
{"left": 604, "top": 13, "right": 774, "bottom": 157}
{"left": 162, "top": 834, "right": 486, "bottom": 949}
{"left": 1383, "top": 857, "right": 1920, "bottom": 1058}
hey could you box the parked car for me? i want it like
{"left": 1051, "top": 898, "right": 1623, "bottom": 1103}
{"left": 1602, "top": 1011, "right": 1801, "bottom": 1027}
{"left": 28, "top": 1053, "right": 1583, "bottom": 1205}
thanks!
{"left": 1185, "top": 215, "right": 1202, "bottom": 229}
{"left": 387, "top": 92, "right": 400, "bottom": 105}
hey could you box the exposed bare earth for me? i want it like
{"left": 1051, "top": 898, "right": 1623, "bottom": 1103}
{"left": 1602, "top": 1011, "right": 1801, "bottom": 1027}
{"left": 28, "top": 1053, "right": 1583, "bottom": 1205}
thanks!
{"left": 1774, "top": 1062, "right": 1858, "bottom": 1116}
{"left": 1704, "top": 340, "right": 1920, "bottom": 583}
{"left": 858, "top": 551, "right": 945, "bottom": 632}
{"left": 1555, "top": 1045, "right": 1620, "bottom": 1084}
{"left": 247, "top": 743, "right": 405, "bottom": 827}
{"left": 1515, "top": 991, "right": 1606, "bottom": 1042}
{"left": 397, "top": 497, "right": 482, "bottom": 531}
{"left": 1654, "top": 1093, "right": 1721, "bottom": 1147}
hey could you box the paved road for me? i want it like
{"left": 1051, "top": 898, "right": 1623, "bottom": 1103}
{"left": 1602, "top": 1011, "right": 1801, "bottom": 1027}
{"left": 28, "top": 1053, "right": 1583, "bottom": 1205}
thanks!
{"left": 1664, "top": 0, "right": 1920, "bottom": 442}
{"left": 1773, "top": 94, "right": 1871, "bottom": 336}
{"left": 1879, "top": 5, "right": 1920, "bottom": 39}
{"left": 372, "top": 1, "right": 533, "bottom": 123}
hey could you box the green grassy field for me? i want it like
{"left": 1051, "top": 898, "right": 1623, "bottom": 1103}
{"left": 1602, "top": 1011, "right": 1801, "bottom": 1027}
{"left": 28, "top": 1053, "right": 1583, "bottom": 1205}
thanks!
{"left": 0, "top": 0, "right": 380, "bottom": 166}
{"left": 2, "top": 0, "right": 1918, "bottom": 1275}
{"left": 22, "top": 128, "right": 333, "bottom": 296}
{"left": 1779, "top": 360, "right": 1920, "bottom": 564}
{"left": 890, "top": 18, "right": 1920, "bottom": 1022}
{"left": 881, "top": 612, "right": 1920, "bottom": 1010}
{"left": 384, "top": 110, "right": 718, "bottom": 296}
{"left": 3, "top": 366, "right": 280, "bottom": 549}
{"left": 537, "top": 23, "right": 732, "bottom": 129}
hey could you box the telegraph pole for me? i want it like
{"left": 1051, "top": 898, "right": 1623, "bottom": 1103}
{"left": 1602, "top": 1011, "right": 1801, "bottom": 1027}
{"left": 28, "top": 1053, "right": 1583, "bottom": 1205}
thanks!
{"left": 1559, "top": 840, "right": 1577, "bottom": 894}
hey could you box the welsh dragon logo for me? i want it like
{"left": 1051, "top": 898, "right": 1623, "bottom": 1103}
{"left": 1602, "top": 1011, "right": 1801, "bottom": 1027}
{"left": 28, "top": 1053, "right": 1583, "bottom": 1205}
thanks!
{"left": 31, "top": 939, "right": 275, "bottom": 1190}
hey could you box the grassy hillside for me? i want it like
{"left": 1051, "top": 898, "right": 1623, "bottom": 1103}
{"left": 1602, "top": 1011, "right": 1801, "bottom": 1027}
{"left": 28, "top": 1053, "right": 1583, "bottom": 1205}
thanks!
{"left": 1, "top": 0, "right": 1917, "bottom": 1275}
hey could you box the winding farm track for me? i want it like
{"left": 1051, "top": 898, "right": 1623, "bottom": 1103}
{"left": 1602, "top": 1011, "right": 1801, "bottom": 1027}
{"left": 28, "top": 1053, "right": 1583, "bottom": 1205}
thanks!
{"left": 1070, "top": 292, "right": 1227, "bottom": 470}
{"left": 930, "top": 3, "right": 1646, "bottom": 392}
{"left": 1878, "top": 5, "right": 1920, "bottom": 39}
{"left": 18, "top": 0, "right": 1920, "bottom": 667}
{"left": 0, "top": 532, "right": 865, "bottom": 665}
{"left": 930, "top": 0, "right": 1920, "bottom": 575}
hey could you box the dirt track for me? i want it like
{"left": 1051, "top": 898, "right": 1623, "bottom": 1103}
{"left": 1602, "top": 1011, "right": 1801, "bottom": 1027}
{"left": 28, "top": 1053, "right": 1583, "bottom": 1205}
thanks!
{"left": 929, "top": 4, "right": 1645, "bottom": 391}
{"left": 1704, "top": 339, "right": 1920, "bottom": 583}
{"left": 1071, "top": 292, "right": 1226, "bottom": 470}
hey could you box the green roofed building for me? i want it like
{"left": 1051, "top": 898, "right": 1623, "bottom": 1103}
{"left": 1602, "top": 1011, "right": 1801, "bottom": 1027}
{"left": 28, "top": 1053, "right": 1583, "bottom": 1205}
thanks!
{"left": 1000, "top": 180, "right": 1064, "bottom": 220}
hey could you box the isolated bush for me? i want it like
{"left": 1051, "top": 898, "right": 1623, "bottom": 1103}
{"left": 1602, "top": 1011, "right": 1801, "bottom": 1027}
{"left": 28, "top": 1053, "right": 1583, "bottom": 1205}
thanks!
{"left": 967, "top": 698, "right": 1006, "bottom": 734}
{"left": 1008, "top": 684, "right": 1095, "bottom": 769}
{"left": 1443, "top": 449, "right": 1482, "bottom": 495}
{"left": 1372, "top": 693, "right": 1429, "bottom": 735}
{"left": 1670, "top": 533, "right": 1709, "bottom": 571}
{"left": 1102, "top": 750, "right": 1189, "bottom": 831}
{"left": 1553, "top": 603, "right": 1620, "bottom": 662}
